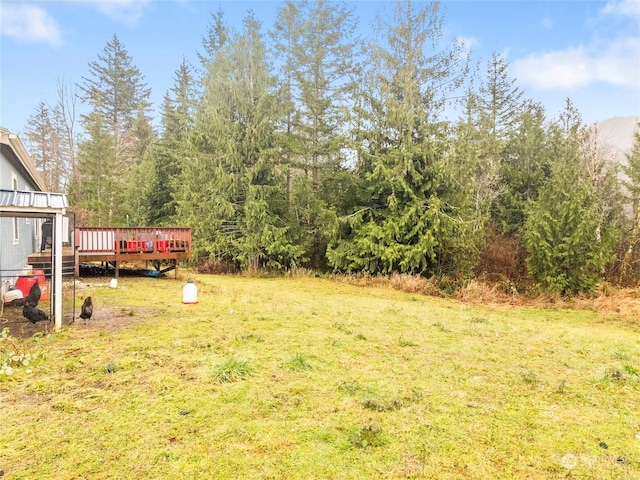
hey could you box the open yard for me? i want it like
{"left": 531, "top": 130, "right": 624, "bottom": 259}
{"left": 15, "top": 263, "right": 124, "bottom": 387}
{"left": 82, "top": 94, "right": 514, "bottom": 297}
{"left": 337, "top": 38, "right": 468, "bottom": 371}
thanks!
{"left": 1, "top": 274, "right": 639, "bottom": 479}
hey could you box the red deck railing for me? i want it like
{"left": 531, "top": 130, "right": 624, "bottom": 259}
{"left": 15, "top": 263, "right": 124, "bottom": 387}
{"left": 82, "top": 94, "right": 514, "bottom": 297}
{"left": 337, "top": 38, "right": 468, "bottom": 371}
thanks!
{"left": 75, "top": 227, "right": 191, "bottom": 256}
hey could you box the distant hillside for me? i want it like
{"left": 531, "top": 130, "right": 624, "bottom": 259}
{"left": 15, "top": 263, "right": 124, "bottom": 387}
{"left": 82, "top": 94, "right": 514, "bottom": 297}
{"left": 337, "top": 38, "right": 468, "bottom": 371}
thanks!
{"left": 594, "top": 116, "right": 639, "bottom": 164}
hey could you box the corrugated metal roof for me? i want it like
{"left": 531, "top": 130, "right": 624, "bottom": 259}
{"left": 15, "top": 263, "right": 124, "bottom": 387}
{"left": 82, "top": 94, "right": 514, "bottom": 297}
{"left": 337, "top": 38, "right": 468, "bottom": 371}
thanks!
{"left": 0, "top": 189, "right": 68, "bottom": 210}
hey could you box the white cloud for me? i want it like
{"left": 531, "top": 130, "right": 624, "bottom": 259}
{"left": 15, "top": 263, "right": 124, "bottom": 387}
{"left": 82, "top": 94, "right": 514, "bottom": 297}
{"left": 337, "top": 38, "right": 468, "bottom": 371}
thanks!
{"left": 456, "top": 35, "right": 478, "bottom": 56}
{"left": 83, "top": 0, "right": 151, "bottom": 26}
{"left": 600, "top": 0, "right": 640, "bottom": 18}
{"left": 512, "top": 36, "right": 640, "bottom": 90}
{"left": 0, "top": 3, "right": 62, "bottom": 46}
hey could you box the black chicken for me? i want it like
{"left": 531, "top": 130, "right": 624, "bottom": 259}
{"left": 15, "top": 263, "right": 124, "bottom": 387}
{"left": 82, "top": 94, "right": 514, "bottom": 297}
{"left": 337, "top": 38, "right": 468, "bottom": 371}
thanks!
{"left": 23, "top": 304, "right": 49, "bottom": 323}
{"left": 25, "top": 281, "right": 41, "bottom": 307}
{"left": 80, "top": 296, "right": 93, "bottom": 320}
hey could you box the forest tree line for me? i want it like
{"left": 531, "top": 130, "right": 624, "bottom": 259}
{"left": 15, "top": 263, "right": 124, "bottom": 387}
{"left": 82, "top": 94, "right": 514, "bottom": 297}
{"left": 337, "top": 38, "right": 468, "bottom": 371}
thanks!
{"left": 22, "top": 0, "right": 640, "bottom": 294}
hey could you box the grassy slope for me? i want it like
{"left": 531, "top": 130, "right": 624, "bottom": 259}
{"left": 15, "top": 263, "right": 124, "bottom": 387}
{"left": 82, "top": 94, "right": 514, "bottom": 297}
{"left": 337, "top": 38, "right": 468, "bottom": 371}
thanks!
{"left": 1, "top": 274, "right": 639, "bottom": 479}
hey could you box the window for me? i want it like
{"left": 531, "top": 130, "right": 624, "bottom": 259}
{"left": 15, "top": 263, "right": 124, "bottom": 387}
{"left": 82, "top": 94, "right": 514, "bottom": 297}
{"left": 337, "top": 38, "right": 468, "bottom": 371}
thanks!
{"left": 25, "top": 185, "right": 31, "bottom": 225}
{"left": 12, "top": 174, "right": 18, "bottom": 244}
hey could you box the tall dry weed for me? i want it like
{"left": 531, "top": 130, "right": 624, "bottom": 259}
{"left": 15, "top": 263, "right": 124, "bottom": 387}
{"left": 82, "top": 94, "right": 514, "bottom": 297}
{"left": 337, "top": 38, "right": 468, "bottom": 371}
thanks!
{"left": 334, "top": 272, "right": 444, "bottom": 297}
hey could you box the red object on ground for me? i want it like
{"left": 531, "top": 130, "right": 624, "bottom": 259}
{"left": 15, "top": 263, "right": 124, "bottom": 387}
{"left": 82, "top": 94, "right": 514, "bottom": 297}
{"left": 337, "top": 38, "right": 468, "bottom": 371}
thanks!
{"left": 15, "top": 270, "right": 50, "bottom": 301}
{"left": 31, "top": 270, "right": 49, "bottom": 301}
{"left": 15, "top": 276, "right": 37, "bottom": 298}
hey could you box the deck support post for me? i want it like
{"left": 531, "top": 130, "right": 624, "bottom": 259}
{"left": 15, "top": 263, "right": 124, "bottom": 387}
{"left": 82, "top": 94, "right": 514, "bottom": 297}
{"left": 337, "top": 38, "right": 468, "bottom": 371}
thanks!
{"left": 53, "top": 212, "right": 64, "bottom": 332}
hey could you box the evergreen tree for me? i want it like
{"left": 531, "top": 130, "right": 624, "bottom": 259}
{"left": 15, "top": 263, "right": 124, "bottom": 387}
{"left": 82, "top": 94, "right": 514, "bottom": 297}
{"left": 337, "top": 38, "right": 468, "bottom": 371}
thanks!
{"left": 272, "top": 0, "right": 360, "bottom": 268}
{"left": 494, "top": 101, "right": 551, "bottom": 234}
{"left": 523, "top": 100, "right": 618, "bottom": 294}
{"left": 177, "top": 11, "right": 301, "bottom": 270}
{"left": 197, "top": 7, "right": 229, "bottom": 71}
{"left": 70, "top": 112, "right": 119, "bottom": 226}
{"left": 328, "top": 0, "right": 477, "bottom": 277}
{"left": 477, "top": 53, "right": 524, "bottom": 145}
{"left": 78, "top": 34, "right": 152, "bottom": 147}
{"left": 77, "top": 34, "right": 153, "bottom": 224}
{"left": 24, "top": 101, "right": 61, "bottom": 191}
{"left": 617, "top": 124, "right": 640, "bottom": 282}
{"left": 132, "top": 60, "right": 198, "bottom": 226}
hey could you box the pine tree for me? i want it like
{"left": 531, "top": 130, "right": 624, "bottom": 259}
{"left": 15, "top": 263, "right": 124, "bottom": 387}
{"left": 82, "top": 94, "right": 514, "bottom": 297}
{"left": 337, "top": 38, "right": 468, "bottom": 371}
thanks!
{"left": 523, "top": 100, "right": 618, "bottom": 294}
{"left": 272, "top": 0, "right": 360, "bottom": 268}
{"left": 177, "top": 11, "right": 301, "bottom": 270}
{"left": 618, "top": 124, "right": 640, "bottom": 282}
{"left": 77, "top": 34, "right": 153, "bottom": 224}
{"left": 494, "top": 101, "right": 551, "bottom": 234}
{"left": 327, "top": 0, "right": 477, "bottom": 277}
{"left": 24, "top": 101, "right": 60, "bottom": 191}
{"left": 70, "top": 112, "right": 119, "bottom": 226}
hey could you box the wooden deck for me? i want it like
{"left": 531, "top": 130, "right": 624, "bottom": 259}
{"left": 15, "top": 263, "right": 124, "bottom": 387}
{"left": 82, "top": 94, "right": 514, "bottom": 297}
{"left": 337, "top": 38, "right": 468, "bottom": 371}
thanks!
{"left": 75, "top": 227, "right": 192, "bottom": 277}
{"left": 29, "top": 227, "right": 192, "bottom": 278}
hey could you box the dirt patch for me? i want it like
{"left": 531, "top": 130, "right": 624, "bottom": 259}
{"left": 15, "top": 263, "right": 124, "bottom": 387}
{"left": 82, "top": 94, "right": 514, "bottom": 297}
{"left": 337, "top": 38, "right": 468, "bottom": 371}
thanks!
{"left": 72, "top": 305, "right": 155, "bottom": 333}
{"left": 0, "top": 303, "right": 58, "bottom": 339}
{"left": 1, "top": 304, "right": 155, "bottom": 339}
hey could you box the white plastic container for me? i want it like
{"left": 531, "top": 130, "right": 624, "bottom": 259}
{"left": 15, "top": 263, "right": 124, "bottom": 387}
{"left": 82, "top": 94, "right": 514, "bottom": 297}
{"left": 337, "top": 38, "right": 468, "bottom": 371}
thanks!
{"left": 3, "top": 289, "right": 24, "bottom": 304}
{"left": 182, "top": 279, "right": 198, "bottom": 304}
{"left": 109, "top": 278, "right": 118, "bottom": 288}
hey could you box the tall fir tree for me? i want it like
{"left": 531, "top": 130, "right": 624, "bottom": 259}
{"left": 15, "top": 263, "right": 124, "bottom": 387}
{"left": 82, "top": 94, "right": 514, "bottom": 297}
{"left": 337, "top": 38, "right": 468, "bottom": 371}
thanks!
{"left": 177, "top": 11, "right": 301, "bottom": 270}
{"left": 272, "top": 0, "right": 360, "bottom": 268}
{"left": 523, "top": 100, "right": 618, "bottom": 294}
{"left": 494, "top": 101, "right": 551, "bottom": 235}
{"left": 618, "top": 125, "right": 640, "bottom": 282}
{"left": 24, "top": 101, "right": 61, "bottom": 191}
{"left": 327, "top": 0, "right": 477, "bottom": 277}
{"left": 79, "top": 34, "right": 152, "bottom": 147}
{"left": 77, "top": 34, "right": 153, "bottom": 224}
{"left": 70, "top": 112, "right": 119, "bottom": 226}
{"left": 131, "top": 59, "right": 198, "bottom": 226}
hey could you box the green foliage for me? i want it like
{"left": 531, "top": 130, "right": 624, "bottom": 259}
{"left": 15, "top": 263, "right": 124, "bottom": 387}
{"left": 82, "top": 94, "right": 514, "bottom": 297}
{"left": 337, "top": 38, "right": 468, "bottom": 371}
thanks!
{"left": 286, "top": 352, "right": 313, "bottom": 372}
{"left": 495, "top": 102, "right": 551, "bottom": 234}
{"left": 327, "top": 0, "right": 480, "bottom": 278}
{"left": 74, "top": 34, "right": 155, "bottom": 225}
{"left": 212, "top": 355, "right": 253, "bottom": 383}
{"left": 70, "top": 112, "right": 121, "bottom": 226}
{"left": 0, "top": 328, "right": 41, "bottom": 377}
{"left": 619, "top": 125, "right": 640, "bottom": 282}
{"left": 523, "top": 104, "right": 619, "bottom": 294}
{"left": 271, "top": 0, "right": 360, "bottom": 269}
{"left": 175, "top": 12, "right": 303, "bottom": 271}
{"left": 130, "top": 61, "right": 198, "bottom": 226}
{"left": 78, "top": 33, "right": 151, "bottom": 135}
{"left": 351, "top": 423, "right": 385, "bottom": 448}
{"left": 26, "top": 3, "right": 637, "bottom": 288}
{"left": 622, "top": 126, "right": 640, "bottom": 200}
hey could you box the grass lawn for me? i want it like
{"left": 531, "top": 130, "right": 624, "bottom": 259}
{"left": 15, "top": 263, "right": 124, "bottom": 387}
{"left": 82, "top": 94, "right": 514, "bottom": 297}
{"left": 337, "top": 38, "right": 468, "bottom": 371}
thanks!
{"left": 1, "top": 273, "right": 639, "bottom": 479}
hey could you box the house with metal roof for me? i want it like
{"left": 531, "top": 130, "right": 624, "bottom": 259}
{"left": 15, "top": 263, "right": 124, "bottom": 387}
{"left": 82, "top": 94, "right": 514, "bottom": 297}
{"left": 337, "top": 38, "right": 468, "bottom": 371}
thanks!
{"left": 1, "top": 127, "right": 67, "bottom": 331}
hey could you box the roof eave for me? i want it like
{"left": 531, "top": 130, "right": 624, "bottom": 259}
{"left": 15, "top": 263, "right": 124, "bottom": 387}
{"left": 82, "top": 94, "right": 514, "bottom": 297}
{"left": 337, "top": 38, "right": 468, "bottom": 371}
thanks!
{"left": 0, "top": 127, "right": 47, "bottom": 191}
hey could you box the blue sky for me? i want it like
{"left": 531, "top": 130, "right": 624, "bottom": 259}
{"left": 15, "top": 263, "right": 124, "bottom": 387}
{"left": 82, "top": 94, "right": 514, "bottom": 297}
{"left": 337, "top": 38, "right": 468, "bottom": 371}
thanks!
{"left": 0, "top": 0, "right": 638, "bottom": 136}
